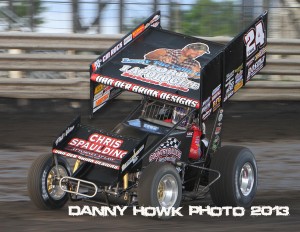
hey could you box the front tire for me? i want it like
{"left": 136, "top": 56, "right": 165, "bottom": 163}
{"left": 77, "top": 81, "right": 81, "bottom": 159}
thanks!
{"left": 27, "top": 153, "right": 71, "bottom": 210}
{"left": 138, "top": 162, "right": 182, "bottom": 219}
{"left": 209, "top": 146, "right": 257, "bottom": 208}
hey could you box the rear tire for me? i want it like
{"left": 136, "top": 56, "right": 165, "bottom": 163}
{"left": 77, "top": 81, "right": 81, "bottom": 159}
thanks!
{"left": 209, "top": 146, "right": 257, "bottom": 208}
{"left": 27, "top": 153, "right": 71, "bottom": 210}
{"left": 138, "top": 162, "right": 182, "bottom": 219}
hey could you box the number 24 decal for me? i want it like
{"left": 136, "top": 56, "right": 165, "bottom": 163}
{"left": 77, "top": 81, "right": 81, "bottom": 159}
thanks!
{"left": 244, "top": 21, "right": 266, "bottom": 58}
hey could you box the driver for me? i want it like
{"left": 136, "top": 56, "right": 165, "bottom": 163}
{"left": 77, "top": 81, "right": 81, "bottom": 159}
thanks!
{"left": 169, "top": 106, "right": 207, "bottom": 160}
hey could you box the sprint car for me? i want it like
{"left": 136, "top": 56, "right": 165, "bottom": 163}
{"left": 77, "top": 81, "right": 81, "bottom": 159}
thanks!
{"left": 28, "top": 11, "right": 268, "bottom": 218}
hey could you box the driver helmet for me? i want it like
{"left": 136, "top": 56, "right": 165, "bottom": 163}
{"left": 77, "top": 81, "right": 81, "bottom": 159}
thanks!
{"left": 172, "top": 106, "right": 188, "bottom": 127}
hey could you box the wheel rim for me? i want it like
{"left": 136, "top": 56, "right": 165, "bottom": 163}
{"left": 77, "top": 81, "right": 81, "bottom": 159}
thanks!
{"left": 239, "top": 162, "right": 254, "bottom": 196}
{"left": 47, "top": 165, "right": 68, "bottom": 200}
{"left": 157, "top": 174, "right": 178, "bottom": 207}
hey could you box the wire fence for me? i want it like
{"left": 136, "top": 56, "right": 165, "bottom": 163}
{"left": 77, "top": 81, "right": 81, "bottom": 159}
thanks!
{"left": 0, "top": 0, "right": 299, "bottom": 38}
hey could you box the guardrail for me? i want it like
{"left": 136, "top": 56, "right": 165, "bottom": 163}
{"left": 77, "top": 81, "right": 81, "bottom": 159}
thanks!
{"left": 0, "top": 32, "right": 299, "bottom": 75}
{"left": 0, "top": 32, "right": 299, "bottom": 100}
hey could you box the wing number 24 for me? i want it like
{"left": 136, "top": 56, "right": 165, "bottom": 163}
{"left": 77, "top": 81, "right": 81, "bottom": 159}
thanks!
{"left": 244, "top": 21, "right": 266, "bottom": 58}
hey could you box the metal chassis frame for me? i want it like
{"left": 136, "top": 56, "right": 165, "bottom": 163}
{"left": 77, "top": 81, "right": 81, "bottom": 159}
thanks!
{"left": 51, "top": 100, "right": 224, "bottom": 205}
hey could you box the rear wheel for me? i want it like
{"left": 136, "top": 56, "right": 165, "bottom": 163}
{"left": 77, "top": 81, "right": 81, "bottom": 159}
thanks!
{"left": 27, "top": 153, "right": 71, "bottom": 210}
{"left": 209, "top": 146, "right": 257, "bottom": 208}
{"left": 138, "top": 162, "right": 182, "bottom": 219}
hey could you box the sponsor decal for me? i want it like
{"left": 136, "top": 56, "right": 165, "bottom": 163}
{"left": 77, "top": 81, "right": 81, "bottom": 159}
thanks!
{"left": 55, "top": 125, "right": 75, "bottom": 146}
{"left": 224, "top": 64, "right": 244, "bottom": 102}
{"left": 93, "top": 105, "right": 103, "bottom": 113}
{"left": 103, "top": 41, "right": 123, "bottom": 63}
{"left": 212, "top": 96, "right": 221, "bottom": 112}
{"left": 201, "top": 97, "right": 212, "bottom": 120}
{"left": 130, "top": 14, "right": 161, "bottom": 41}
{"left": 93, "top": 86, "right": 111, "bottom": 108}
{"left": 123, "top": 34, "right": 133, "bottom": 46}
{"left": 234, "top": 80, "right": 243, "bottom": 93}
{"left": 53, "top": 149, "right": 120, "bottom": 170}
{"left": 246, "top": 56, "right": 255, "bottom": 68}
{"left": 211, "top": 134, "right": 220, "bottom": 152}
{"left": 93, "top": 84, "right": 113, "bottom": 111}
{"left": 132, "top": 24, "right": 145, "bottom": 38}
{"left": 145, "top": 14, "right": 161, "bottom": 29}
{"left": 201, "top": 97, "right": 211, "bottom": 114}
{"left": 91, "top": 41, "right": 123, "bottom": 71}
{"left": 150, "top": 21, "right": 160, "bottom": 28}
{"left": 213, "top": 110, "right": 223, "bottom": 136}
{"left": 149, "top": 137, "right": 182, "bottom": 163}
{"left": 66, "top": 146, "right": 117, "bottom": 162}
{"left": 202, "top": 108, "right": 212, "bottom": 120}
{"left": 67, "top": 133, "right": 127, "bottom": 160}
{"left": 224, "top": 76, "right": 234, "bottom": 102}
{"left": 149, "top": 147, "right": 182, "bottom": 163}
{"left": 255, "top": 47, "right": 267, "bottom": 60}
{"left": 212, "top": 84, "right": 221, "bottom": 112}
{"left": 214, "top": 126, "right": 221, "bottom": 135}
{"left": 91, "top": 74, "right": 200, "bottom": 108}
{"left": 121, "top": 144, "right": 144, "bottom": 171}
{"left": 218, "top": 109, "right": 224, "bottom": 122}
{"left": 94, "top": 92, "right": 110, "bottom": 108}
{"left": 246, "top": 47, "right": 266, "bottom": 69}
{"left": 234, "top": 67, "right": 244, "bottom": 92}
{"left": 92, "top": 59, "right": 102, "bottom": 72}
{"left": 94, "top": 84, "right": 105, "bottom": 95}
{"left": 226, "top": 70, "right": 234, "bottom": 82}
{"left": 143, "top": 42, "right": 209, "bottom": 78}
{"left": 119, "top": 63, "right": 200, "bottom": 92}
{"left": 94, "top": 86, "right": 111, "bottom": 101}
{"left": 212, "top": 84, "right": 221, "bottom": 101}
{"left": 246, "top": 54, "right": 266, "bottom": 81}
{"left": 118, "top": 42, "right": 210, "bottom": 92}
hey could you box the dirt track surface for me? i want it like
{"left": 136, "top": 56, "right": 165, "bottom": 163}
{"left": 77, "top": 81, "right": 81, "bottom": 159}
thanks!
{"left": 0, "top": 100, "right": 300, "bottom": 231}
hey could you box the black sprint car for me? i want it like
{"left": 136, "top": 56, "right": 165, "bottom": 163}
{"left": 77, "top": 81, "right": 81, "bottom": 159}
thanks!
{"left": 28, "top": 11, "right": 268, "bottom": 218}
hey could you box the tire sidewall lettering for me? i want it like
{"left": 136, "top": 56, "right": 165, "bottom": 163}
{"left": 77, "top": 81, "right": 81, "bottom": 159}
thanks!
{"left": 41, "top": 168, "right": 50, "bottom": 201}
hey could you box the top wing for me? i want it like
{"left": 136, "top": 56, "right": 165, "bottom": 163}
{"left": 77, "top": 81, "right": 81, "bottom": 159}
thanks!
{"left": 89, "top": 11, "right": 268, "bottom": 121}
{"left": 90, "top": 25, "right": 225, "bottom": 115}
{"left": 91, "top": 27, "right": 225, "bottom": 107}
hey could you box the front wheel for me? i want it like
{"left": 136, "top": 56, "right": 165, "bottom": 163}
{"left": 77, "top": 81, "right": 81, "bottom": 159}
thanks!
{"left": 209, "top": 146, "right": 257, "bottom": 208}
{"left": 138, "top": 162, "right": 182, "bottom": 219}
{"left": 27, "top": 153, "right": 71, "bottom": 210}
